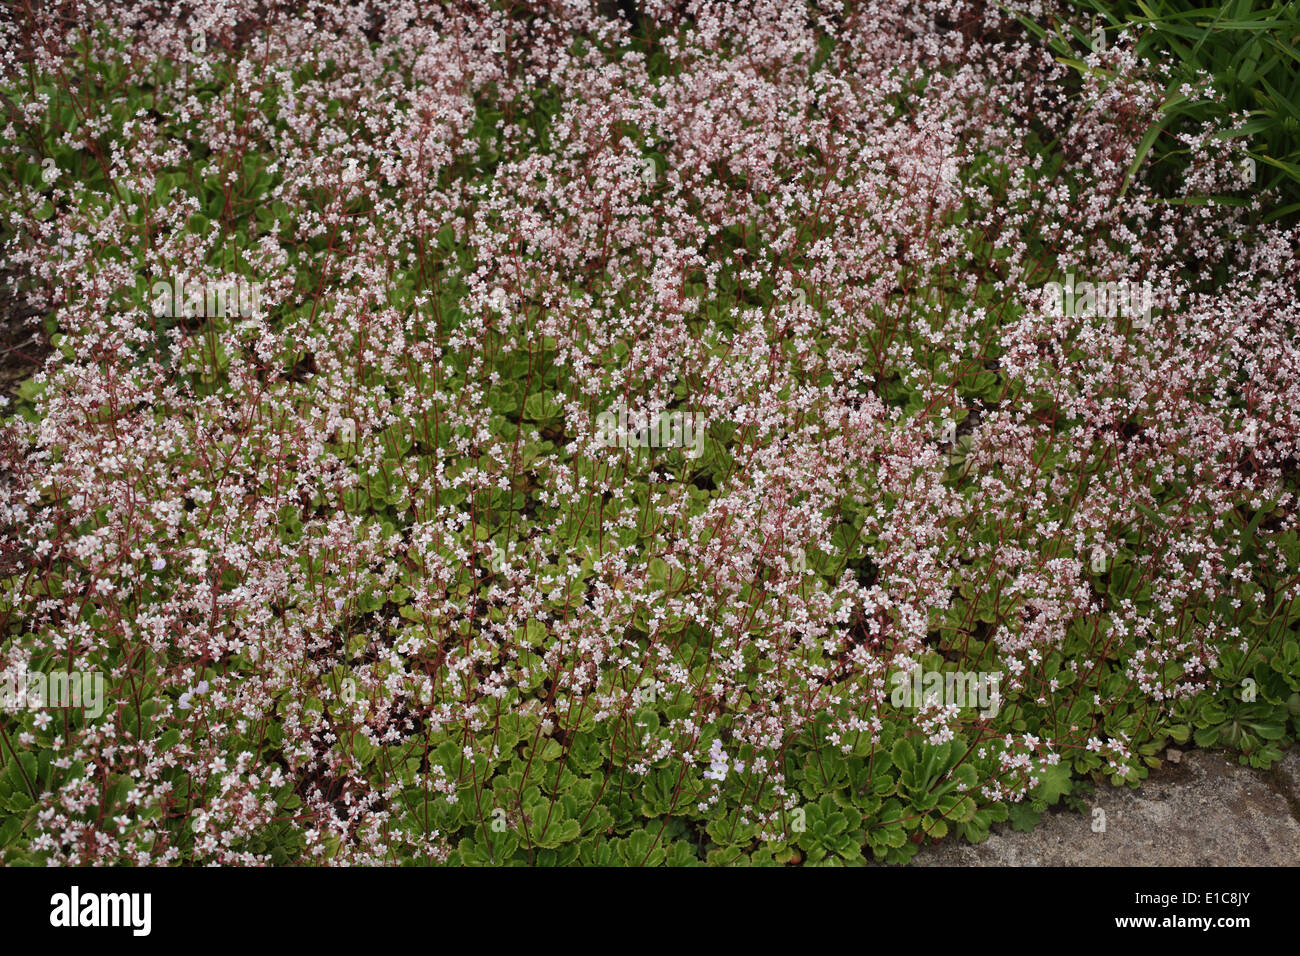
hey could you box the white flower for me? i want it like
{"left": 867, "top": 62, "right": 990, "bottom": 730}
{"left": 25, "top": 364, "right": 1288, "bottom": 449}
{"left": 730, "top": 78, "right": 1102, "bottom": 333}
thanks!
{"left": 702, "top": 739, "right": 729, "bottom": 781}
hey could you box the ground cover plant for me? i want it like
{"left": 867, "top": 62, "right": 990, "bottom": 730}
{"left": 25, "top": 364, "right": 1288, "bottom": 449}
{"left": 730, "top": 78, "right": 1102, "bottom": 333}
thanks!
{"left": 0, "top": 0, "right": 1298, "bottom": 866}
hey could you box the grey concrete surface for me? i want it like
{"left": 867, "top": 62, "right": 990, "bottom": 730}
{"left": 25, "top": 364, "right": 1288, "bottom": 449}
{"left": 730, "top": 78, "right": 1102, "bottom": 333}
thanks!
{"left": 902, "top": 747, "right": 1300, "bottom": 866}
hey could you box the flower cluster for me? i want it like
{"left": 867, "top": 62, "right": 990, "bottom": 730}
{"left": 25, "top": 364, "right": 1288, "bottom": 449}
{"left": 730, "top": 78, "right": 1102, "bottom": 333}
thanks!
{"left": 0, "top": 0, "right": 1296, "bottom": 865}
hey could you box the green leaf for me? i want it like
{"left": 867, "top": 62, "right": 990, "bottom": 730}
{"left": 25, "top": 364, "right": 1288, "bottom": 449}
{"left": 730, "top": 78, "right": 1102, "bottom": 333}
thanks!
{"left": 1030, "top": 762, "right": 1073, "bottom": 806}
